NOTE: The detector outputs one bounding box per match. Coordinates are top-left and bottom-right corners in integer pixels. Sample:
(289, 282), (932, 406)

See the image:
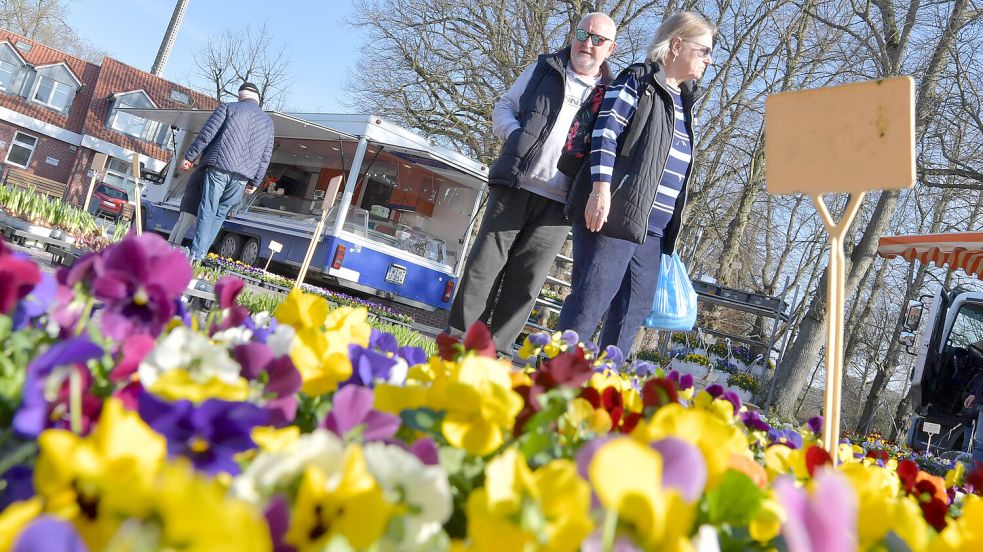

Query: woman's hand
(585, 183), (610, 232)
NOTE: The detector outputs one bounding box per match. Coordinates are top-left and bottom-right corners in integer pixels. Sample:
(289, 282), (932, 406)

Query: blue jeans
(558, 224), (664, 355)
(189, 167), (247, 261)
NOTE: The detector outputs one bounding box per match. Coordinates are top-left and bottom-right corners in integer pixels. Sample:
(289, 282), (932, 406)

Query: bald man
(447, 13), (618, 357)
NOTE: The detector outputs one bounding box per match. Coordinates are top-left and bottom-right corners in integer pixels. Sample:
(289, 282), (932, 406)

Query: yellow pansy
(0, 498), (42, 552)
(275, 289), (371, 396)
(588, 437), (694, 550)
(839, 462), (928, 551)
(560, 397), (612, 438)
(285, 445), (393, 551)
(930, 494), (983, 551)
(251, 425), (301, 453)
(148, 369), (249, 403)
(34, 399), (167, 549)
(634, 403), (748, 488)
(467, 449), (592, 552)
(763, 445), (809, 481)
(153, 461), (271, 552)
(428, 355), (523, 456)
(945, 461), (965, 489)
(749, 495), (785, 542)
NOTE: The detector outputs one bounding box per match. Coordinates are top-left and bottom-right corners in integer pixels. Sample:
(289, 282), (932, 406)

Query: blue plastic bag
(644, 252), (698, 331)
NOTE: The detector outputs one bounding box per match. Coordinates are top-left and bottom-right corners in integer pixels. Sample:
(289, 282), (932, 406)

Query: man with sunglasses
(447, 12), (617, 358)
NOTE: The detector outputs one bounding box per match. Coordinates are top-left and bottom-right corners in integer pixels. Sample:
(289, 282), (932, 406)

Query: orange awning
(877, 232), (983, 278)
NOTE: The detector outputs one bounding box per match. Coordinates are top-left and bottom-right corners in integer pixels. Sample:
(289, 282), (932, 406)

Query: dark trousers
(558, 224), (663, 355)
(448, 186), (570, 356)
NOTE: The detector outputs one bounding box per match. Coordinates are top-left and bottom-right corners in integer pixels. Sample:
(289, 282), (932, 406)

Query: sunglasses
(683, 39), (712, 58)
(575, 28), (613, 46)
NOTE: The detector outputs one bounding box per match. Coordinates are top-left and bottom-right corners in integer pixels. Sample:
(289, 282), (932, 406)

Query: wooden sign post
(765, 76), (915, 457)
(130, 153), (143, 236)
(295, 175), (343, 287)
(82, 152), (109, 212)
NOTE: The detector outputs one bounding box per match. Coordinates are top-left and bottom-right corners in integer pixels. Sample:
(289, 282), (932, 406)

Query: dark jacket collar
(546, 47), (614, 85)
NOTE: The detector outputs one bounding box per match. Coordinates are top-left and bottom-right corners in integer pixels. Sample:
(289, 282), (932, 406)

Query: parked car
(89, 183), (129, 220)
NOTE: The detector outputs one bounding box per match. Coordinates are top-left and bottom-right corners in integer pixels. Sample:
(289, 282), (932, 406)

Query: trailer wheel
(217, 233), (242, 260)
(240, 238), (260, 266)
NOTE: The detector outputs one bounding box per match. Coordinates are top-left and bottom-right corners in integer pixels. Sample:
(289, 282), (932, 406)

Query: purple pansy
(561, 330), (580, 348)
(87, 233), (192, 340)
(0, 465), (34, 511)
(740, 409), (772, 432)
(0, 240), (41, 315)
(604, 345), (624, 367)
(13, 516), (87, 552)
(264, 495), (296, 552)
(322, 384), (400, 442)
(233, 343), (301, 426)
(806, 416), (824, 435)
(12, 271), (56, 329)
(705, 383), (742, 412)
(210, 276), (250, 334)
(633, 361), (657, 378)
(529, 332), (551, 347)
(667, 370), (694, 391)
(650, 437), (707, 502)
(397, 345), (428, 367)
(137, 392), (268, 475)
(409, 437), (440, 465)
(13, 337), (104, 438)
(347, 344), (402, 387)
(776, 470), (857, 552)
(767, 427), (804, 449)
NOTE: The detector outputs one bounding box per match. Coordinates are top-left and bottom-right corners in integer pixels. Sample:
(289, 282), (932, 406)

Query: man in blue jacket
(180, 82), (274, 262)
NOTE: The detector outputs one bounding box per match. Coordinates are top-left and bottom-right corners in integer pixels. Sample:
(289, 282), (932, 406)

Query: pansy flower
(322, 384), (400, 443)
(138, 392), (268, 475)
(88, 233), (192, 340)
(0, 238), (41, 315)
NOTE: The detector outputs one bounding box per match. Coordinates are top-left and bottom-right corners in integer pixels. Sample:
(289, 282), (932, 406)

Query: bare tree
(191, 22), (295, 110)
(0, 0), (105, 62)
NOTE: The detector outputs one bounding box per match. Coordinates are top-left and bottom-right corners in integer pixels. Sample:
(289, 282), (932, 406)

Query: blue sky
(64, 0), (363, 112)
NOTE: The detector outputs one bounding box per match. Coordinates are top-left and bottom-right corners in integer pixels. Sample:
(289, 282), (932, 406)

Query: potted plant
(726, 372), (760, 403)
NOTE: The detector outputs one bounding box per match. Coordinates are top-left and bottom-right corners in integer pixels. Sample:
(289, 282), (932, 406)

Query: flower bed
(202, 253), (415, 325)
(3, 233), (983, 550)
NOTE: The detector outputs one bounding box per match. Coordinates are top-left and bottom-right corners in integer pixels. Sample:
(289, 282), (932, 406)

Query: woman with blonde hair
(559, 12), (716, 354)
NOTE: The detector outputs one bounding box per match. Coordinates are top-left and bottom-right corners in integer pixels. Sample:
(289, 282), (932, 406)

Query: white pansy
(212, 326), (253, 346)
(267, 323), (296, 357)
(231, 429), (345, 503)
(138, 326), (241, 388)
(253, 311), (273, 327)
(363, 442), (453, 550)
(388, 357), (409, 386)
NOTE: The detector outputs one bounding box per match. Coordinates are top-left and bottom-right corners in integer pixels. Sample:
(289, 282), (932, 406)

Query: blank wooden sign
(765, 76), (916, 194)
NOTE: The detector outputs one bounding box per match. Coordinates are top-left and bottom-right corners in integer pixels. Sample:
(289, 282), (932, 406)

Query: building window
(108, 90), (169, 145)
(30, 64), (79, 113)
(0, 43), (26, 93)
(169, 89), (190, 105)
(103, 157), (138, 200)
(5, 132), (37, 168)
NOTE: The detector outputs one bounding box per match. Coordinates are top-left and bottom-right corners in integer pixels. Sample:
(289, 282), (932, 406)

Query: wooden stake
(130, 152), (143, 236)
(295, 176), (342, 287)
(811, 192), (866, 458)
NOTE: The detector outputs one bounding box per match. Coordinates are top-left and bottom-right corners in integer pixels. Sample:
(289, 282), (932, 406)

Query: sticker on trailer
(329, 266), (360, 282)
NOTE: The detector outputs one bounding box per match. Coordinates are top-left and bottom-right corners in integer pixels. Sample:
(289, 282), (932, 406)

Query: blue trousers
(189, 167), (247, 261)
(558, 224), (663, 354)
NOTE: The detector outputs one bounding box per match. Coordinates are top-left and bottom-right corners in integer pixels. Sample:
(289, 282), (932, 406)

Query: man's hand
(966, 394), (976, 409)
(585, 183), (610, 232)
(179, 159), (193, 171)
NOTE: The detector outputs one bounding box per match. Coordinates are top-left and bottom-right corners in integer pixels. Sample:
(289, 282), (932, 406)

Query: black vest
(565, 61), (702, 253)
(487, 48), (571, 188)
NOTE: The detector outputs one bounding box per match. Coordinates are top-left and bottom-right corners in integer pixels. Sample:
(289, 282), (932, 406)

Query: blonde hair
(646, 12), (716, 64)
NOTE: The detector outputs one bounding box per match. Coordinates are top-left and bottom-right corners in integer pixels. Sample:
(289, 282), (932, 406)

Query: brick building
(0, 29), (216, 204)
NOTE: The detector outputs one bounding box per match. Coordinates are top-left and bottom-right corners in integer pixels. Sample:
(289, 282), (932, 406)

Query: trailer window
(948, 303), (983, 350)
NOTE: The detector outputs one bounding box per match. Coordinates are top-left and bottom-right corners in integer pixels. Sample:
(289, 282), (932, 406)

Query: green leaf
(400, 407), (443, 432)
(702, 470), (767, 526)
